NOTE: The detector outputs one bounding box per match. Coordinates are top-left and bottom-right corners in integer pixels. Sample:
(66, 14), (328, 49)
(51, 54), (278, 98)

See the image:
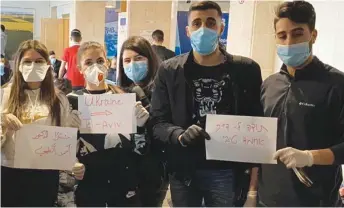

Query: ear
(220, 23), (224, 36)
(186, 26), (191, 38)
(311, 29), (318, 44)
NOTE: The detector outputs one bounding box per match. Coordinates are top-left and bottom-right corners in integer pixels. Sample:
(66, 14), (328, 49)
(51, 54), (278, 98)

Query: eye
(123, 59), (131, 64)
(97, 59), (105, 65)
(85, 60), (93, 66)
(134, 56), (145, 61)
(35, 59), (45, 64)
(22, 60), (32, 65)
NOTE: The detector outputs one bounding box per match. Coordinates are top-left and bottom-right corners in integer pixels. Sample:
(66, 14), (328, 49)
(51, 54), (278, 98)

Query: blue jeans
(170, 169), (235, 207)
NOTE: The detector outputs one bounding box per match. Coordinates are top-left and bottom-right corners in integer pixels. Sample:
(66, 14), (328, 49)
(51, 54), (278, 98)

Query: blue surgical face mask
(50, 58), (56, 65)
(190, 27), (219, 55)
(0, 63), (4, 76)
(124, 61), (148, 83)
(277, 41), (311, 68)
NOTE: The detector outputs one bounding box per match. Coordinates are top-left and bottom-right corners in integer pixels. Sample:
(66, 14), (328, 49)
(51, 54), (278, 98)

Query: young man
(259, 1), (344, 206)
(49, 51), (62, 79)
(59, 29), (84, 91)
(151, 30), (175, 62)
(151, 1), (262, 206)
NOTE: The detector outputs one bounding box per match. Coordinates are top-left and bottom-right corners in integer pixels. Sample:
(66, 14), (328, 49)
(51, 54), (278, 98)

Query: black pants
(75, 182), (140, 207)
(170, 169), (235, 207)
(1, 166), (59, 207)
(138, 153), (169, 207)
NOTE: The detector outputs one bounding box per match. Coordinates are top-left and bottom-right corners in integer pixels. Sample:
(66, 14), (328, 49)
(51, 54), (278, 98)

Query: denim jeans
(170, 169), (235, 207)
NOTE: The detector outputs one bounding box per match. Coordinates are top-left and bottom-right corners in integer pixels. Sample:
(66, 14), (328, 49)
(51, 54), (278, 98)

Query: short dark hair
(1, 25), (5, 32)
(188, 1), (222, 17)
(71, 29), (81, 37)
(152, 30), (164, 42)
(275, 1), (316, 31)
(118, 36), (159, 90)
(49, 51), (55, 56)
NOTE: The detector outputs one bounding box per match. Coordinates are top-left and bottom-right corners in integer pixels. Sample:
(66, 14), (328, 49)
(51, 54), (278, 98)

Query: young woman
(117, 36), (168, 207)
(0, 40), (84, 207)
(67, 41), (149, 207)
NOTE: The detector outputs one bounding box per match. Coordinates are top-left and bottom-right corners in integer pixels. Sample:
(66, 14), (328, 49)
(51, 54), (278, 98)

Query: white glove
(67, 110), (81, 128)
(273, 147), (313, 169)
(244, 191), (257, 207)
(72, 162), (85, 180)
(1, 113), (23, 131)
(135, 101), (149, 127)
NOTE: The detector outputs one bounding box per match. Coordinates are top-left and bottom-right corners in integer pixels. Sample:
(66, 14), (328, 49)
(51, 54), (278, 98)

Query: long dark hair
(118, 36), (159, 90)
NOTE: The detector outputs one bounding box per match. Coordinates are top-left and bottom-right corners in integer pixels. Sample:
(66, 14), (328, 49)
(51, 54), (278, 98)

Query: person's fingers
(135, 101), (142, 107)
(273, 149), (286, 160)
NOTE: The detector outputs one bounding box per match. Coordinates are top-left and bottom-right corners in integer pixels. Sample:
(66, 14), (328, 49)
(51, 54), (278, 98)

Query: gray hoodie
(1, 31), (7, 55)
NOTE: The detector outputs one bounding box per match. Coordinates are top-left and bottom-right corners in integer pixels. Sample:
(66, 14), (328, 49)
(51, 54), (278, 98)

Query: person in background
(0, 40), (85, 207)
(49, 51), (62, 79)
(259, 1), (344, 206)
(107, 57), (117, 82)
(117, 36), (168, 207)
(59, 29), (84, 92)
(151, 1), (262, 206)
(67, 41), (149, 207)
(151, 30), (175, 62)
(1, 25), (7, 57)
(1, 55), (11, 86)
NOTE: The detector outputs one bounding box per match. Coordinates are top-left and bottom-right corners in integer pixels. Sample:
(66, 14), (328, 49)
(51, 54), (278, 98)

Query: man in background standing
(151, 30), (175, 62)
(1, 25), (7, 57)
(59, 29), (84, 91)
(49, 51), (62, 79)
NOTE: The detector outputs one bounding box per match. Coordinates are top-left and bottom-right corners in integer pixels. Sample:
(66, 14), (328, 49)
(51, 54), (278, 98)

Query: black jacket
(152, 45), (175, 62)
(52, 59), (62, 78)
(259, 56), (344, 206)
(151, 50), (263, 176)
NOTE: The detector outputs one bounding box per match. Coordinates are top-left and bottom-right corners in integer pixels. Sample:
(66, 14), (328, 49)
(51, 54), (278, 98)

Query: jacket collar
(181, 48), (234, 69)
(280, 56), (323, 80)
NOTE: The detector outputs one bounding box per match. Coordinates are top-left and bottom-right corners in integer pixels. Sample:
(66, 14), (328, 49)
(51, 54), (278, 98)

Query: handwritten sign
(78, 93), (136, 134)
(14, 124), (77, 170)
(205, 114), (277, 164)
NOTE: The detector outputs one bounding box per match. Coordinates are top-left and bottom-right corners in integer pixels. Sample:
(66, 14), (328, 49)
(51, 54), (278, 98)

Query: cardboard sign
(205, 114), (278, 164)
(14, 124), (77, 170)
(78, 93), (136, 134)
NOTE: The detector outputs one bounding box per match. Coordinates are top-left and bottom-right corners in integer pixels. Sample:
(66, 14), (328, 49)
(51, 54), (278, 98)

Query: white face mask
(84, 63), (107, 86)
(19, 62), (50, 82)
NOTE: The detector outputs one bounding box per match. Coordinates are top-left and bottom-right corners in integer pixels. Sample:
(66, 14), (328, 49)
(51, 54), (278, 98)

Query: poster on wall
(175, 11), (230, 55)
(0, 7), (34, 60)
(116, 12), (128, 82)
(104, 8), (118, 58)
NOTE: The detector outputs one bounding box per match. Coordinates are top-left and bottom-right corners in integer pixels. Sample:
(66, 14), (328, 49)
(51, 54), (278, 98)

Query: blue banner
(175, 11), (230, 55)
(105, 8), (118, 58)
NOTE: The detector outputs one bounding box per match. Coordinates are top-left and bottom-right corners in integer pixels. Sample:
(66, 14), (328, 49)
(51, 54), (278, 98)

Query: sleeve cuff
(170, 128), (185, 145)
(330, 143), (344, 164)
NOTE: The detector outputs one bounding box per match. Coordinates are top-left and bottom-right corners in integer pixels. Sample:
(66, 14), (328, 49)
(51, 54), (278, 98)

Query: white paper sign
(78, 93), (136, 134)
(14, 124), (77, 170)
(205, 114), (277, 164)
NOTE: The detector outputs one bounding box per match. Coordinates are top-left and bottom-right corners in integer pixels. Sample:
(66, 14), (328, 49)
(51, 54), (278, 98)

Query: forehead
(275, 18), (311, 33)
(82, 48), (105, 59)
(123, 49), (140, 58)
(189, 9), (221, 22)
(22, 49), (44, 60)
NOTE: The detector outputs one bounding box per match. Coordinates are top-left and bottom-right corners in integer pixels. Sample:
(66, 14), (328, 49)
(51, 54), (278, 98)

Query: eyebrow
(276, 27), (304, 36)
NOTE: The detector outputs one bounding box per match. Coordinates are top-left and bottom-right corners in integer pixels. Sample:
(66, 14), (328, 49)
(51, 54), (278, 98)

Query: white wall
(1, 1), (51, 40)
(311, 1), (344, 71)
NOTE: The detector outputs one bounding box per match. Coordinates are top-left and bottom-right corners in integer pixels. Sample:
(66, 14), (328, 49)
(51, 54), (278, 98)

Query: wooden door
(40, 19), (69, 58)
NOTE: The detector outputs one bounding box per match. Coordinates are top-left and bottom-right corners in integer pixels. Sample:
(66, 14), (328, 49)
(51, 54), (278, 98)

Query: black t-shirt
(185, 60), (235, 169)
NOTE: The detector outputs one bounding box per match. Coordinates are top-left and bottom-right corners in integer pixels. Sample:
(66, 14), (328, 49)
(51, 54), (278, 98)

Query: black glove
(180, 125), (210, 146)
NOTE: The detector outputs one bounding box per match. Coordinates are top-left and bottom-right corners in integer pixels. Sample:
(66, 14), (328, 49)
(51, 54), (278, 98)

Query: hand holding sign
(1, 113), (23, 131)
(205, 114), (277, 164)
(179, 125), (210, 146)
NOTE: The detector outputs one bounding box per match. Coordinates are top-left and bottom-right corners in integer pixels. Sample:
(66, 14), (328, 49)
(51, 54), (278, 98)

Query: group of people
(1, 0), (344, 207)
